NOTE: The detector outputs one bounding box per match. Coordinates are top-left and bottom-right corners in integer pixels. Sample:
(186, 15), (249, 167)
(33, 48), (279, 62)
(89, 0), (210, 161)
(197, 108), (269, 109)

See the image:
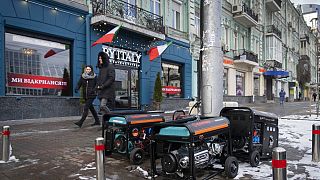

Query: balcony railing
(234, 49), (258, 64)
(242, 3), (258, 22)
(274, 0), (281, 7)
(300, 34), (310, 44)
(92, 0), (164, 34)
(266, 25), (281, 39)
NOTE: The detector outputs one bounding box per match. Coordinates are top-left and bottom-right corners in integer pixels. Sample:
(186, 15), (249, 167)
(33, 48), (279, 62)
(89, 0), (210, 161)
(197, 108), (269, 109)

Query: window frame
(4, 28), (72, 96)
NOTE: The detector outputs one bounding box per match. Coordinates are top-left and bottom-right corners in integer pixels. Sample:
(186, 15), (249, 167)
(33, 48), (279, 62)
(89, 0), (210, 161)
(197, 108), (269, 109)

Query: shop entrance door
(114, 67), (139, 109)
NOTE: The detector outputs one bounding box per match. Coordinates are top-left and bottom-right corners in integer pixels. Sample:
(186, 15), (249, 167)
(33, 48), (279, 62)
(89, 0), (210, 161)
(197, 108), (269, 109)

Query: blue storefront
(0, 0), (192, 120)
(90, 24), (192, 110)
(0, 0), (88, 120)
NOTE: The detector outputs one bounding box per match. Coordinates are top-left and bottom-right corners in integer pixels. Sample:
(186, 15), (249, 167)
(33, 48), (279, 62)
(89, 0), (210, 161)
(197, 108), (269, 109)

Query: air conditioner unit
(222, 44), (230, 52)
(225, 44), (230, 52)
(232, 5), (243, 14)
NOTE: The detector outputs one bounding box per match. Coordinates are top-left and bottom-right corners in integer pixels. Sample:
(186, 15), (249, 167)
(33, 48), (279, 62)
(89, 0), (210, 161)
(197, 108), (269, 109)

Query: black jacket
(96, 63), (115, 99)
(76, 73), (97, 99)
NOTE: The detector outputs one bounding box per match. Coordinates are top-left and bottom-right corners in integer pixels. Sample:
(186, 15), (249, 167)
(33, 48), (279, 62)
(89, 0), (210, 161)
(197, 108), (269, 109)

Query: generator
(150, 116), (239, 179)
(220, 107), (278, 167)
(102, 111), (165, 165)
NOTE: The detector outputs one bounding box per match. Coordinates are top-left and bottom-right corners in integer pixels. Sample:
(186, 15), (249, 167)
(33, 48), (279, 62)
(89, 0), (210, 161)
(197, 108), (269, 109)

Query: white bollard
(312, 124), (320, 162)
(272, 147), (287, 180)
(95, 137), (105, 180)
(2, 126), (10, 162)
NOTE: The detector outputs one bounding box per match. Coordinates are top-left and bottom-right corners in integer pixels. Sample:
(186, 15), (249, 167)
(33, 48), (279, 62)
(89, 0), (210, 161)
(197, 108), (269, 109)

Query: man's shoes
(91, 122), (101, 126)
(74, 121), (83, 128)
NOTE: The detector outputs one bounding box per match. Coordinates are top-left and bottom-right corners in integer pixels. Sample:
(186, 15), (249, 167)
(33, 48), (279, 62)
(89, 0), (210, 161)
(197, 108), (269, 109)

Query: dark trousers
(80, 98), (99, 123)
(100, 98), (115, 114)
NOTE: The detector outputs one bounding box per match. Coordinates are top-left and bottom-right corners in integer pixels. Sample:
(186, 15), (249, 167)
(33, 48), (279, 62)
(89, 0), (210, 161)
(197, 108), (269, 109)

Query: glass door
(114, 67), (139, 109)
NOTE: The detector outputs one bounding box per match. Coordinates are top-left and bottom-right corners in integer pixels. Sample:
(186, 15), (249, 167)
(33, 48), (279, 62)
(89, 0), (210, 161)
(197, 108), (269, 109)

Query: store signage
(7, 73), (68, 89)
(102, 45), (141, 68)
(162, 86), (181, 95)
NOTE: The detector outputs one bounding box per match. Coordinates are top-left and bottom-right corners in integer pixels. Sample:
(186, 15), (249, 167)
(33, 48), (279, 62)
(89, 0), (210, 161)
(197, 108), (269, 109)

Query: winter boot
(74, 121), (83, 128)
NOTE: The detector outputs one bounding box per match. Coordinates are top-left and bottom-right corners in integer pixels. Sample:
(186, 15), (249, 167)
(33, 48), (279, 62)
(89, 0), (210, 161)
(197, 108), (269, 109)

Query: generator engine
(161, 139), (226, 174)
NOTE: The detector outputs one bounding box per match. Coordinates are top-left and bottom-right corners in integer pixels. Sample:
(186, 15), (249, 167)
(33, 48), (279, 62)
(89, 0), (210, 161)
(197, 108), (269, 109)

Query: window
(124, 0), (136, 22)
(223, 69), (228, 95)
(224, 27), (229, 47)
(161, 62), (182, 98)
(234, 31), (238, 50)
(266, 36), (282, 63)
(150, 0), (161, 16)
(172, 1), (182, 30)
(254, 75), (260, 96)
(236, 71), (245, 96)
(239, 35), (244, 50)
(5, 32), (71, 96)
(195, 7), (200, 36)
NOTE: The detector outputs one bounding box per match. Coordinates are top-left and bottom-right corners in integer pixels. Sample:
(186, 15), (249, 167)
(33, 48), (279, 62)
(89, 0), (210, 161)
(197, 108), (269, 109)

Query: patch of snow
(235, 118), (320, 179)
(81, 162), (96, 171)
(0, 155), (19, 163)
(68, 173), (82, 178)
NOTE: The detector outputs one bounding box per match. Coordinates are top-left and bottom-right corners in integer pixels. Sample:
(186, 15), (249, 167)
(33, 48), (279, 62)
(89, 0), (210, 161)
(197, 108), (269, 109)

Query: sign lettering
(102, 45), (141, 68)
(7, 73), (68, 89)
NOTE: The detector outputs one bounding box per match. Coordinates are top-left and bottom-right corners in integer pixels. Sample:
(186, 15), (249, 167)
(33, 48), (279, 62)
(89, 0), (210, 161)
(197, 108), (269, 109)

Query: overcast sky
(291, 0), (320, 5)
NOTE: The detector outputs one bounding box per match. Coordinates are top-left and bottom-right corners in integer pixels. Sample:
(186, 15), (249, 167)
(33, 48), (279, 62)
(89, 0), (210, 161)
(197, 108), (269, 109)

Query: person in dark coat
(96, 51), (115, 114)
(313, 92), (317, 102)
(279, 88), (286, 105)
(74, 65), (100, 128)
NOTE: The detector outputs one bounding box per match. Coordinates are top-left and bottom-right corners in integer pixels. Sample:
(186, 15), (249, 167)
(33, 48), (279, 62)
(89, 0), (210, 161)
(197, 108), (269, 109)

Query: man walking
(313, 92), (317, 102)
(279, 89), (286, 105)
(96, 51), (115, 114)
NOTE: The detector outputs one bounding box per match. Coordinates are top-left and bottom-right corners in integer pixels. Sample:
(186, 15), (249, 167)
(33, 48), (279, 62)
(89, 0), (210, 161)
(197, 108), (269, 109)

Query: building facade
(0, 0), (194, 120)
(90, 0), (193, 111)
(0, 0), (89, 120)
(188, 0), (318, 103)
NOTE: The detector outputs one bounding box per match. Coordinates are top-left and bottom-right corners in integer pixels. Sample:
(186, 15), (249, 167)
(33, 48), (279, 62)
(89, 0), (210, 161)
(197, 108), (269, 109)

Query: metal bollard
(312, 124), (320, 162)
(95, 137), (105, 180)
(2, 126), (10, 162)
(272, 147), (287, 180)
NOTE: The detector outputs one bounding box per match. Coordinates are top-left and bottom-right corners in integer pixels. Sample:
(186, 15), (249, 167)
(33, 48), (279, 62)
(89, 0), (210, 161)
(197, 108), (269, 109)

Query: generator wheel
(161, 153), (178, 173)
(130, 148), (145, 165)
(249, 150), (260, 167)
(225, 156), (239, 178)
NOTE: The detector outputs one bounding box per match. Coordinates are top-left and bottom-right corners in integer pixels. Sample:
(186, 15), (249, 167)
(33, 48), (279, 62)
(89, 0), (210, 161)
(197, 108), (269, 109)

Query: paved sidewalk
(0, 102), (319, 179)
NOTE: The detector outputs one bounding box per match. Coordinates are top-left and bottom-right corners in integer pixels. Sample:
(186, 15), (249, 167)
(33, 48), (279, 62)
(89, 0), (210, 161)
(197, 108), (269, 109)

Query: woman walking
(74, 65), (100, 128)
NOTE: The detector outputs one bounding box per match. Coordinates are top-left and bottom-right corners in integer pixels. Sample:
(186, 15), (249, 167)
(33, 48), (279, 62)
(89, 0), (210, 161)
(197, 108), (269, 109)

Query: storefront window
(223, 68), (228, 95)
(5, 32), (70, 96)
(236, 71), (245, 96)
(161, 62), (182, 98)
(254, 74), (260, 96)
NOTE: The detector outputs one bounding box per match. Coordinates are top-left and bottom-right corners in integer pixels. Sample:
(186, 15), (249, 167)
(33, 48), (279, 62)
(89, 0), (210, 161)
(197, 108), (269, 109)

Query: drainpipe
(86, 13), (92, 65)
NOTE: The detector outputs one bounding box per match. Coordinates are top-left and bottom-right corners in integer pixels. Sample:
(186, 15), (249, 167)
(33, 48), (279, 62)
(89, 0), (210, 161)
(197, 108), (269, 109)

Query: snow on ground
(282, 114), (320, 121)
(0, 144), (19, 163)
(71, 116), (320, 180)
(235, 117), (320, 180)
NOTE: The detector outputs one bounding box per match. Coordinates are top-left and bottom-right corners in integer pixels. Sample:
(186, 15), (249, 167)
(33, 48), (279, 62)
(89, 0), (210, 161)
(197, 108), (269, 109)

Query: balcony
(165, 27), (189, 42)
(300, 34), (310, 44)
(266, 25), (282, 39)
(232, 3), (258, 27)
(91, 0), (165, 40)
(233, 49), (259, 66)
(266, 0), (281, 12)
(265, 60), (282, 70)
